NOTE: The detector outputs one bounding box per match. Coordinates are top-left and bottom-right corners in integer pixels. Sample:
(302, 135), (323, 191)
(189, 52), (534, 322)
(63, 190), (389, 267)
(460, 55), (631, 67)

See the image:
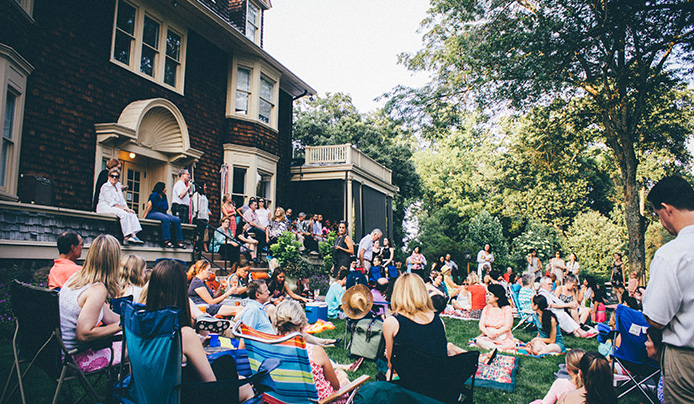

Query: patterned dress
(480, 305), (515, 349)
(306, 344), (347, 404)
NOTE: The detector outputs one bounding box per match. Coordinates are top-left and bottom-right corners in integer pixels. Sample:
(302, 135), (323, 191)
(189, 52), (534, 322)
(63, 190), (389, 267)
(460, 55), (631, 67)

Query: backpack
(346, 318), (384, 360)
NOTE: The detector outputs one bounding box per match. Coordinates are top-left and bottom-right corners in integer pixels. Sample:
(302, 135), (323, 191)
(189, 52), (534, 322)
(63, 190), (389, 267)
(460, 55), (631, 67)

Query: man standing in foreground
(643, 176), (694, 403)
(48, 232), (83, 289)
(358, 228), (382, 274)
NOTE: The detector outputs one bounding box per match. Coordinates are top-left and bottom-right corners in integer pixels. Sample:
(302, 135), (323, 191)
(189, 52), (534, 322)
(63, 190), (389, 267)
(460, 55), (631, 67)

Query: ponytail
(580, 351), (617, 404)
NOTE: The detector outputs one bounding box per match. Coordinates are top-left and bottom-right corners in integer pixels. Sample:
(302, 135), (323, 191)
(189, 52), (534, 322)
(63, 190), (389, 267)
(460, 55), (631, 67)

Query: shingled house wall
(1, 0), (294, 221)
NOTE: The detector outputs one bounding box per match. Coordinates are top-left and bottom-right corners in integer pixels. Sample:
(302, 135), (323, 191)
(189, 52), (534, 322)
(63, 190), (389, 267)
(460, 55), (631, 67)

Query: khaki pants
(662, 344), (694, 403)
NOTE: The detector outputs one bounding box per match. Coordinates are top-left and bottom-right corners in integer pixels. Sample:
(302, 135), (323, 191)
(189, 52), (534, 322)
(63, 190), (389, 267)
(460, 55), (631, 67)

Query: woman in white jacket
(96, 167), (143, 244)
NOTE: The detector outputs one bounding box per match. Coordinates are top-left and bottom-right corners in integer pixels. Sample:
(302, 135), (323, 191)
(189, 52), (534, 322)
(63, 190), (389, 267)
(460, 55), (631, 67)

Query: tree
(509, 220), (566, 272)
(465, 210), (509, 268)
(292, 93), (421, 244)
(400, 0), (694, 274)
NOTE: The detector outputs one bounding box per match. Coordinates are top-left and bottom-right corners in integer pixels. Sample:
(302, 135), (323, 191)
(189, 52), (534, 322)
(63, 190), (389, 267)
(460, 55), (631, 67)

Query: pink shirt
(48, 259), (81, 289)
(530, 378), (575, 404)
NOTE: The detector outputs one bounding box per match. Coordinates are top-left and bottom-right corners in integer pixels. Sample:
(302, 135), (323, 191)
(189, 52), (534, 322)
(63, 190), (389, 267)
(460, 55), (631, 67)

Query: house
(0, 0), (315, 262)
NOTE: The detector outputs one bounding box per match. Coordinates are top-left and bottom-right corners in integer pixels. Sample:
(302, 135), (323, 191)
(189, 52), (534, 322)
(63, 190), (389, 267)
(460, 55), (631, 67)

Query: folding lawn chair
(232, 322), (369, 404)
(611, 304), (660, 403)
(509, 285), (534, 331)
(1, 280), (119, 404)
(389, 342), (479, 404)
(117, 300), (276, 404)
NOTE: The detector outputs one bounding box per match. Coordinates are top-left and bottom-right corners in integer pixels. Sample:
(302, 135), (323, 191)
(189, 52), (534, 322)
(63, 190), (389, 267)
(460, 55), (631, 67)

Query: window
(245, 2), (260, 44)
(228, 57), (279, 129)
(231, 166), (247, 208)
(111, 0), (187, 93)
(0, 44), (32, 200)
(235, 67), (251, 115)
(256, 171), (272, 205)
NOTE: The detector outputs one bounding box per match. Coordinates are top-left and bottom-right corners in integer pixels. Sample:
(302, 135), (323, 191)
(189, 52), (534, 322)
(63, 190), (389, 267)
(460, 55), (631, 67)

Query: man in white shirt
(243, 198), (267, 251)
(538, 277), (592, 338)
(172, 168), (192, 224)
(358, 228), (382, 273)
(643, 176), (694, 403)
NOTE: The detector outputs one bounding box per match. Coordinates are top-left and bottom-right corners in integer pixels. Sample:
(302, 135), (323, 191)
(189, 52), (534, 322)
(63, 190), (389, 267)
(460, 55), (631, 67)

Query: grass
(0, 317), (648, 403)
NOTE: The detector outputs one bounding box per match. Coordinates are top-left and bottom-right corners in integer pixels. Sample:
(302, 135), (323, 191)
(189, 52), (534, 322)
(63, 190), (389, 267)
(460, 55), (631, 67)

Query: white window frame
(110, 0), (187, 94)
(0, 44), (33, 201)
(224, 144), (278, 207)
(230, 165), (248, 208)
(227, 56), (280, 130)
(245, 1), (261, 45)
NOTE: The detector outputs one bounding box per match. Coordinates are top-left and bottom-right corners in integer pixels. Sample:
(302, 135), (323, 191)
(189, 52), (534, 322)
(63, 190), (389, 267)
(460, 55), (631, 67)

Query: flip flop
(347, 357), (364, 372)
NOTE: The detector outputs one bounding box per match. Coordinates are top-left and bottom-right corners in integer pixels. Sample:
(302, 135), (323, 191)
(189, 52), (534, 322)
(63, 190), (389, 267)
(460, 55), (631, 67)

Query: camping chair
(611, 304), (660, 403)
(232, 322), (369, 404)
(1, 280), (118, 404)
(389, 343), (479, 404)
(509, 285), (534, 331)
(117, 300), (276, 404)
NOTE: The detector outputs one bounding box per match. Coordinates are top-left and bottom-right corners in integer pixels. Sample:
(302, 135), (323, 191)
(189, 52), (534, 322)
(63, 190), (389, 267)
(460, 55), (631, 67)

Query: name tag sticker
(628, 324), (642, 336)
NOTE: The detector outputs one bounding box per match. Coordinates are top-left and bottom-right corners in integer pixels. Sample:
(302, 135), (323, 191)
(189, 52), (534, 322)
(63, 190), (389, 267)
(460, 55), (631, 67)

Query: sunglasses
(109, 174), (120, 178)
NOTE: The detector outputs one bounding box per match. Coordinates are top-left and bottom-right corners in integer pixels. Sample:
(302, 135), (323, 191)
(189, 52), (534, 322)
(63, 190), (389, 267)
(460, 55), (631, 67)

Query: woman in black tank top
(332, 221), (354, 277)
(383, 273), (467, 372)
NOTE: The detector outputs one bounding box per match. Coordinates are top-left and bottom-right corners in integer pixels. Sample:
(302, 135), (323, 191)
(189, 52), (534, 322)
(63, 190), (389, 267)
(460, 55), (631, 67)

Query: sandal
(164, 241), (175, 248)
(175, 242), (185, 249)
(195, 314), (231, 334)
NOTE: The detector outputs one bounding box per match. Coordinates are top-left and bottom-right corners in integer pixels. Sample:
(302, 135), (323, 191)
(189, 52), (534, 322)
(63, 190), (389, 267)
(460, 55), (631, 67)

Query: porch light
(129, 152), (136, 159)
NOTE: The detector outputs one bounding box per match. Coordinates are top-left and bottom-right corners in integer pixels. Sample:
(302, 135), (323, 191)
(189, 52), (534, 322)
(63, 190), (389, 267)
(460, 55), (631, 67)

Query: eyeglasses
(109, 174), (119, 178)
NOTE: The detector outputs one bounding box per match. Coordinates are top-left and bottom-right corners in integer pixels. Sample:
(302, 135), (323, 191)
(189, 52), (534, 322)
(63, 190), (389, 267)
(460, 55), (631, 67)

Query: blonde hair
(66, 234), (121, 298)
(118, 254), (146, 296)
(223, 194), (231, 204)
(566, 348), (586, 388)
(187, 260), (210, 281)
(467, 272), (480, 285)
(273, 207), (286, 222)
(273, 300), (308, 335)
(390, 273), (434, 317)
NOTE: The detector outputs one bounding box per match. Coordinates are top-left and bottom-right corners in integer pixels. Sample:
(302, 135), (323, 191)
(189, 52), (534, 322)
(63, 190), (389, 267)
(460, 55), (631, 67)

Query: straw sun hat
(341, 284), (373, 320)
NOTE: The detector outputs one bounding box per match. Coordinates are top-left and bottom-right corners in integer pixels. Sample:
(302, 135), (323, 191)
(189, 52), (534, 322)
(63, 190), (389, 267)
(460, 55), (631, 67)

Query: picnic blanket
(466, 354), (519, 392)
(440, 306), (480, 320)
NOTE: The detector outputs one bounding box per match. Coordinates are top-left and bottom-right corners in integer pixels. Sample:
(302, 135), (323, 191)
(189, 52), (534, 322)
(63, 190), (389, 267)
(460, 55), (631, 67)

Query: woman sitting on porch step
(96, 167), (143, 245)
(141, 181), (185, 249)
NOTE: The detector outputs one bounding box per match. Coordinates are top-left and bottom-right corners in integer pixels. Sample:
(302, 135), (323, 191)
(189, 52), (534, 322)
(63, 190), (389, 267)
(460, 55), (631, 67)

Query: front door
(123, 163), (144, 214)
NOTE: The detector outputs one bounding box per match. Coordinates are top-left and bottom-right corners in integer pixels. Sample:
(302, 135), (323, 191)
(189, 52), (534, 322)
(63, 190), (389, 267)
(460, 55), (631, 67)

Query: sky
(263, 0), (432, 113)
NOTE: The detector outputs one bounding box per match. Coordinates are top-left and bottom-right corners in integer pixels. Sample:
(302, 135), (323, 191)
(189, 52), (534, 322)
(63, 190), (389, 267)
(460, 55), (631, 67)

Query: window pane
(166, 30), (181, 60)
(3, 92), (16, 141)
(245, 23), (256, 42)
(113, 31), (132, 64)
(232, 167), (246, 195)
(247, 3), (258, 25)
(140, 45), (156, 76)
(164, 58), (178, 86)
(235, 92), (249, 114)
(116, 1), (136, 35)
(260, 76), (274, 102)
(143, 16), (160, 48)
(258, 99), (271, 123)
(0, 141), (9, 187)
(237, 68), (250, 91)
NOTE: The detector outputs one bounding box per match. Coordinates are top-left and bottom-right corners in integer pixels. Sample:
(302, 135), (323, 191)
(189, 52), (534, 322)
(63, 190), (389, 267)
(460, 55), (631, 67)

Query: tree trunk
(619, 139), (647, 276)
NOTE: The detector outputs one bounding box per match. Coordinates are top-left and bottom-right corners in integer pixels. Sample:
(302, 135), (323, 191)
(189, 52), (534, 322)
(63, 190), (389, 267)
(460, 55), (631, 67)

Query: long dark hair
(533, 294), (557, 333)
(268, 268), (285, 294)
(488, 284), (509, 307)
(145, 260), (192, 328)
(153, 181), (166, 195)
(580, 351), (618, 404)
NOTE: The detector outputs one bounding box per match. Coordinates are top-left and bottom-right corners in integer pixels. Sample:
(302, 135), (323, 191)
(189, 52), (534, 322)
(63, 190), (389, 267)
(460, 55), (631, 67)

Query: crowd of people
(60, 173), (694, 403)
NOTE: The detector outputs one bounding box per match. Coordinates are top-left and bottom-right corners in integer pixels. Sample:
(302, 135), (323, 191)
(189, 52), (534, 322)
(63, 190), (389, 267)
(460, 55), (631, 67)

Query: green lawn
(0, 317), (647, 403)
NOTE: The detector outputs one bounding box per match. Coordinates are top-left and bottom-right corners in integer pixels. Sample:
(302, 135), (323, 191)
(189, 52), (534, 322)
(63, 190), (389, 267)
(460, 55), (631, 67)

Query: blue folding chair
(510, 285), (534, 331)
(117, 301), (276, 404)
(611, 304), (660, 403)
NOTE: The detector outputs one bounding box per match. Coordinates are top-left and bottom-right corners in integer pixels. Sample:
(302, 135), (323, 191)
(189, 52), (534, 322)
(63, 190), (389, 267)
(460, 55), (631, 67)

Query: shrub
(509, 220), (566, 272)
(565, 211), (627, 282)
(464, 210), (509, 268)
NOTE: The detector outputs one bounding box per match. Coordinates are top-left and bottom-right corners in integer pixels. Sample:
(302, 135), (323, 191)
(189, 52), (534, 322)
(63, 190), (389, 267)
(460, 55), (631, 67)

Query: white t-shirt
(358, 235), (374, 262)
(172, 179), (190, 206)
(256, 208), (270, 228)
(643, 225), (694, 348)
(192, 192), (210, 220)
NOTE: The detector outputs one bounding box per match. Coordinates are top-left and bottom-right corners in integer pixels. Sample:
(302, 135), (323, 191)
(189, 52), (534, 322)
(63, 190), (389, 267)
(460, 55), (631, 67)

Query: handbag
(347, 318), (384, 360)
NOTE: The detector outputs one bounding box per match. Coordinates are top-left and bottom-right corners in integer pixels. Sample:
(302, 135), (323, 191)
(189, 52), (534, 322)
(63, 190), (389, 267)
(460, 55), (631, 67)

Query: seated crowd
(47, 223), (651, 404)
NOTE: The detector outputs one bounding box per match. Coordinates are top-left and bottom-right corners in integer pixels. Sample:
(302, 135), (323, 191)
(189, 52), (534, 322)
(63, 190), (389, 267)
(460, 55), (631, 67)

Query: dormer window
(245, 1), (261, 45)
(228, 56), (279, 129)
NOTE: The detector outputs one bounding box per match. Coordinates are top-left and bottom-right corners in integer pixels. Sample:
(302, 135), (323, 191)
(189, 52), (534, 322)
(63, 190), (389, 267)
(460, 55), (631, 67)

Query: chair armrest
(69, 334), (121, 355)
(318, 374), (370, 404)
(230, 321), (301, 344)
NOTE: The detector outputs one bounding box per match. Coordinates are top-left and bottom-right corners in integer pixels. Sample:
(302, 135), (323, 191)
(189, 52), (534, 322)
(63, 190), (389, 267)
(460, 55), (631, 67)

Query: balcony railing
(304, 144), (392, 183)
